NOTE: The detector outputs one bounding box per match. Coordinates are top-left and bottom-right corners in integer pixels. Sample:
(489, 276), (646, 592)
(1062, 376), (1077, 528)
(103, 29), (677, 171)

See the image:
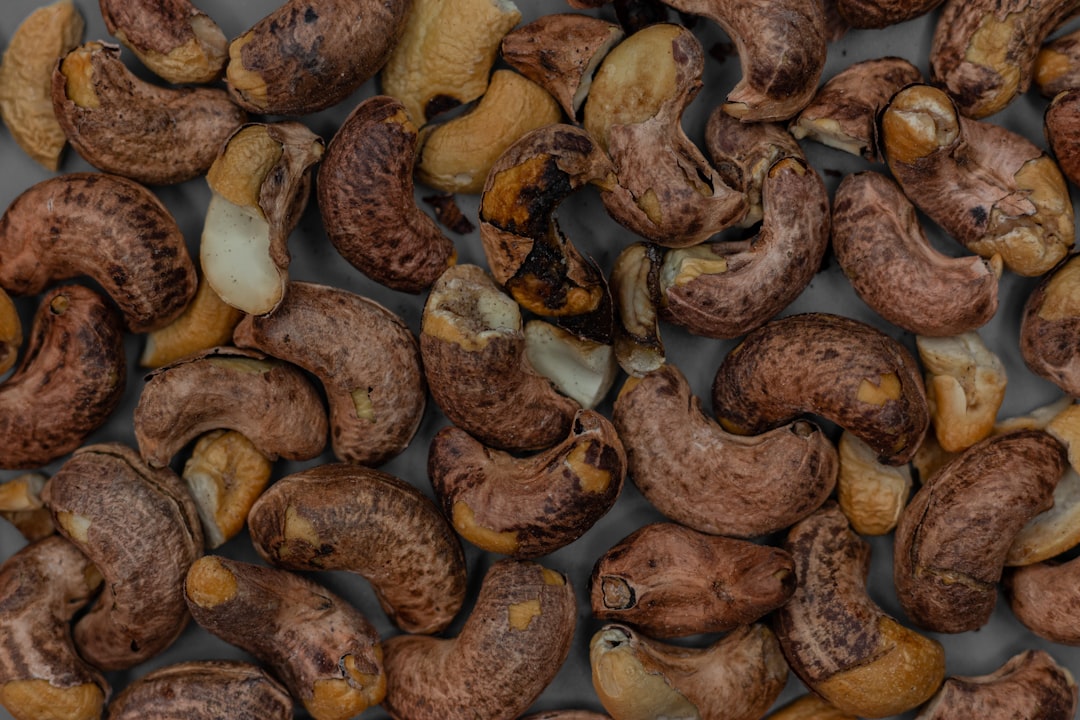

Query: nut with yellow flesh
(0, 288), (21, 375)
(100, 0), (226, 84)
(994, 396), (1075, 436)
(765, 694), (858, 720)
(140, 273), (244, 369)
(837, 430), (912, 536)
(1035, 27), (1080, 98)
(1021, 255), (1080, 396)
(611, 243), (666, 377)
(0, 473), (54, 541)
(183, 430), (272, 549)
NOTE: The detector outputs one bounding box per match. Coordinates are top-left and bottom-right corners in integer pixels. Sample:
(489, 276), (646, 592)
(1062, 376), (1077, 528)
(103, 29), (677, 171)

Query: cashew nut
(1020, 254), (1080, 396)
(1045, 88), (1080, 188)
(836, 430), (912, 536)
(835, 0), (944, 28)
(1035, 27), (1080, 98)
(0, 473), (53, 541)
(1006, 553), (1080, 645)
(611, 242), (666, 377)
(139, 273), (244, 369)
(765, 694), (858, 720)
(524, 320), (618, 409)
(0, 287), (20, 375)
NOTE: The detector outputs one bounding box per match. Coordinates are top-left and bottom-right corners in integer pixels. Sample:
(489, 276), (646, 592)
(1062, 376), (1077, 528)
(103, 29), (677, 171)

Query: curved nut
(1035, 27), (1080, 98)
(139, 273), (244, 369)
(1045, 88), (1080, 188)
(880, 83), (1074, 276)
(615, 363), (837, 537)
(52, 41), (246, 185)
(611, 242), (666, 377)
(1006, 552), (1080, 644)
(524, 320), (618, 409)
(832, 171), (1001, 336)
(99, 0), (227, 84)
(765, 694), (858, 720)
(0, 473), (54, 541)
(589, 522), (794, 637)
(836, 430), (912, 536)
(382, 559), (576, 720)
(0, 286), (125, 470)
(0, 536), (106, 720)
(233, 281), (425, 466)
(0, 287), (21, 375)
(590, 623), (787, 720)
(106, 661), (292, 720)
(712, 312), (929, 465)
(893, 430), (1066, 633)
(420, 264), (579, 452)
(428, 409), (626, 559)
(185, 556), (385, 720)
(247, 462), (467, 635)
(1020, 254), (1080, 396)
(317, 95), (456, 293)
(835, 0), (943, 28)
(226, 0), (409, 115)
(774, 503), (946, 718)
(0, 172), (197, 333)
(43, 442), (204, 670)
(1008, 465), (1080, 566)
(133, 347), (328, 468)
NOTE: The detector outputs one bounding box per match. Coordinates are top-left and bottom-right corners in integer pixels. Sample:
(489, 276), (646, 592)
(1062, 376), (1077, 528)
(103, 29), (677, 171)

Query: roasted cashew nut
(1021, 254), (1080, 397)
(1006, 552), (1080, 645)
(1045, 88), (1080, 188)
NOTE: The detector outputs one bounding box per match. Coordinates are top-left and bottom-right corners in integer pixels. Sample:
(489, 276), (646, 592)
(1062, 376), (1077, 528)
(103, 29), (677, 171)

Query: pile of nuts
(2, 0), (1080, 718)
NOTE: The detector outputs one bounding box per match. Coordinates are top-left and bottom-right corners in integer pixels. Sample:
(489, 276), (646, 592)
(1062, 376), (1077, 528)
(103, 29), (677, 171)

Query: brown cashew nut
(185, 556), (385, 720)
(43, 442), (204, 670)
(589, 522), (795, 638)
(106, 661), (293, 720)
(133, 347), (328, 468)
(233, 281), (426, 466)
(1045, 88), (1080, 188)
(0, 286), (125, 470)
(1006, 553), (1080, 645)
(832, 171), (1002, 337)
(894, 430), (1066, 633)
(318, 95), (456, 293)
(52, 41), (246, 185)
(226, 0), (409, 116)
(712, 312), (929, 466)
(1035, 28), (1080, 98)
(0, 536), (107, 720)
(774, 503), (946, 718)
(590, 622), (788, 720)
(880, 83), (1074, 277)
(1020, 254), (1080, 396)
(0, 473), (54, 541)
(382, 559), (576, 720)
(0, 172), (197, 333)
(834, 0), (944, 28)
(139, 273), (244, 369)
(614, 363), (838, 537)
(428, 409), (626, 559)
(247, 462), (467, 635)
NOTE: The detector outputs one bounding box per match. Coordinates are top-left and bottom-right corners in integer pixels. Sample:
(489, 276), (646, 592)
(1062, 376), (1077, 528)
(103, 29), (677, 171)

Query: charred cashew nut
(1035, 28), (1080, 98)
(380, 0), (521, 123)
(1045, 89), (1080, 188)
(318, 95), (456, 293)
(202, 122), (324, 316)
(420, 264), (580, 452)
(774, 503), (946, 718)
(917, 650), (1078, 719)
(185, 556), (385, 720)
(140, 274), (244, 369)
(234, 281), (426, 466)
(382, 559), (576, 720)
(0, 473), (54, 541)
(583, 24), (747, 247)
(248, 463), (467, 635)
(43, 443), (204, 670)
(930, 0), (1080, 119)
(0, 0), (84, 171)
(0, 286), (125, 470)
(590, 522), (795, 637)
(524, 320), (618, 409)
(53, 42), (246, 185)
(0, 536), (106, 720)
(611, 243), (666, 377)
(428, 409), (626, 559)
(765, 694), (858, 720)
(894, 430), (1066, 633)
(836, 431), (912, 536)
(613, 363), (838, 538)
(227, 0), (409, 115)
(880, 84), (1074, 277)
(106, 661), (293, 720)
(133, 347), (328, 468)
(99, 0), (227, 84)
(1020, 254), (1080, 396)
(183, 430), (273, 549)
(0, 287), (20, 375)
(590, 623), (788, 720)
(1006, 552), (1080, 644)
(415, 70), (563, 195)
(712, 313), (929, 466)
(790, 57), (922, 160)
(500, 13), (625, 119)
(0, 172), (197, 333)
(832, 171), (1002, 336)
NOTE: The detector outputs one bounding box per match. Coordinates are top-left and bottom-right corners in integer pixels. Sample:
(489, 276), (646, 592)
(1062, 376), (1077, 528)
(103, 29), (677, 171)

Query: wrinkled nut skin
(774, 503), (946, 718)
(133, 346), (328, 468)
(0, 536), (107, 720)
(185, 556), (385, 720)
(234, 281), (426, 466)
(589, 522), (795, 637)
(1020, 254), (1080, 397)
(894, 430), (1066, 633)
(615, 363), (837, 537)
(106, 661), (293, 720)
(318, 95), (455, 293)
(1045, 89), (1080, 189)
(52, 42), (247, 185)
(226, 0), (409, 115)
(428, 409), (626, 559)
(0, 286), (125, 470)
(0, 172), (197, 333)
(43, 443), (204, 670)
(1006, 554), (1080, 645)
(382, 559), (576, 720)
(832, 171), (1000, 337)
(713, 313), (929, 466)
(836, 0), (943, 28)
(248, 463), (467, 635)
